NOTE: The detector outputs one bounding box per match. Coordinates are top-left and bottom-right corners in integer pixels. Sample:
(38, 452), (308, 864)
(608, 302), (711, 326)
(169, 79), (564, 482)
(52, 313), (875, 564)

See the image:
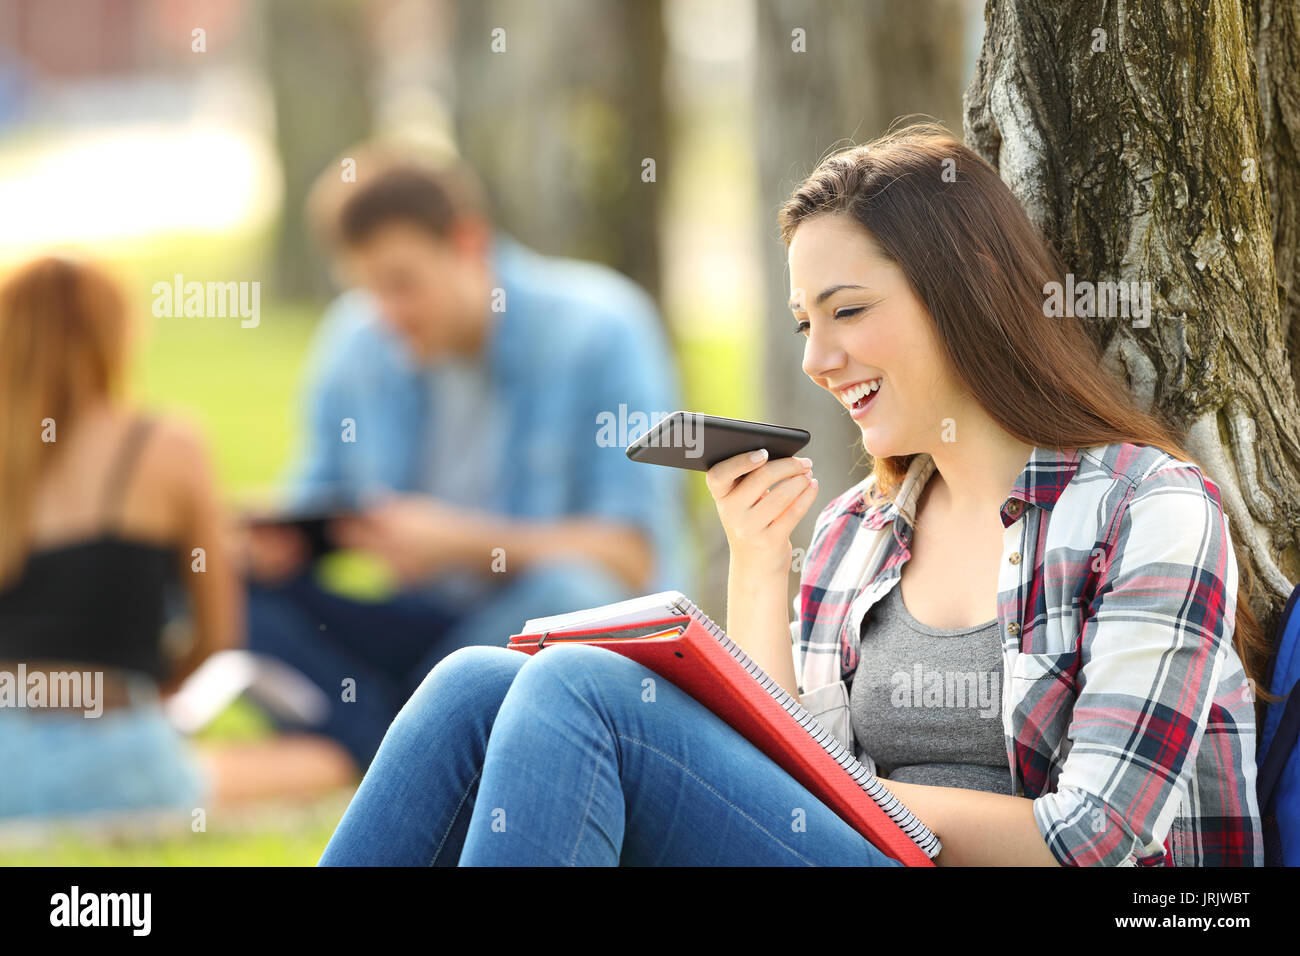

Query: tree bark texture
(965, 0), (1300, 629)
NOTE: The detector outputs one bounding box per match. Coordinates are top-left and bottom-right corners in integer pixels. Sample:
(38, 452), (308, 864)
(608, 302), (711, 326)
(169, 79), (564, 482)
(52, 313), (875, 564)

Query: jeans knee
(361, 647), (521, 775)
(420, 645), (524, 694)
(399, 646), (525, 726)
(510, 643), (636, 709)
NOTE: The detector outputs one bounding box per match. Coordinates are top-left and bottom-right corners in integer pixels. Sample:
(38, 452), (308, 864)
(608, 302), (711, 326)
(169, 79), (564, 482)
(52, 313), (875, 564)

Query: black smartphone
(624, 411), (810, 472)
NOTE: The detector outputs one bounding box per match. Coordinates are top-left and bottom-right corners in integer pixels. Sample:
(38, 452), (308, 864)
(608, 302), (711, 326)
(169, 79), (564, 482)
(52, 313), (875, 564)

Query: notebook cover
(507, 614), (935, 867)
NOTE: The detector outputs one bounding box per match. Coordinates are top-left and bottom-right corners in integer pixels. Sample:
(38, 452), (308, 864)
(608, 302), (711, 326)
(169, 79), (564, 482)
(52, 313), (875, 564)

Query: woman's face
(787, 213), (963, 460)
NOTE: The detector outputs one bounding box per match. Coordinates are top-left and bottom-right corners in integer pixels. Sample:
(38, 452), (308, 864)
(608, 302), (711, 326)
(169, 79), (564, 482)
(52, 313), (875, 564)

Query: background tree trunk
(1245, 0), (1300, 408)
(964, 0), (1300, 634)
(753, 0), (969, 608)
(264, 0), (372, 301)
(450, 0), (667, 301)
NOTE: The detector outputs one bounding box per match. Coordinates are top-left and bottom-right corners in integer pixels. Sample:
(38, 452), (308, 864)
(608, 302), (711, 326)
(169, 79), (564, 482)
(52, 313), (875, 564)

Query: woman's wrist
(728, 551), (794, 586)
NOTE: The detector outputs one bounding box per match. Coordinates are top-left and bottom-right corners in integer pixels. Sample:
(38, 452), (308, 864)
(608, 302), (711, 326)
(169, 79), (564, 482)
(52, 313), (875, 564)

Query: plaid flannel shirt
(790, 442), (1262, 866)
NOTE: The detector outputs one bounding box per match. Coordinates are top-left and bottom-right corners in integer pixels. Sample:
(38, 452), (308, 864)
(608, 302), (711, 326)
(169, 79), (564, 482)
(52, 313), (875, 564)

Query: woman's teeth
(841, 380), (881, 408)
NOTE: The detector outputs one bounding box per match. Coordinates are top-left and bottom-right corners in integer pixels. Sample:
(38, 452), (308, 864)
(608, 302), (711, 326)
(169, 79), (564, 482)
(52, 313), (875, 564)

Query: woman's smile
(849, 381), (882, 419)
(837, 378), (883, 419)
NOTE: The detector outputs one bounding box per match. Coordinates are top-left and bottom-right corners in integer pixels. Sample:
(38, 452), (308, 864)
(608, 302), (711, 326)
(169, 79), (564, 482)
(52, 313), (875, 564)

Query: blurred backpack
(1258, 581), (1300, 866)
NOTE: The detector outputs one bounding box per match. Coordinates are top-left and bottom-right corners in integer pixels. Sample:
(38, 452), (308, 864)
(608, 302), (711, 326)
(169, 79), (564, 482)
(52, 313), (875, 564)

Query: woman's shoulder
(1066, 442), (1233, 556)
(134, 411), (213, 468)
(1073, 441), (1225, 502)
(123, 411), (219, 511)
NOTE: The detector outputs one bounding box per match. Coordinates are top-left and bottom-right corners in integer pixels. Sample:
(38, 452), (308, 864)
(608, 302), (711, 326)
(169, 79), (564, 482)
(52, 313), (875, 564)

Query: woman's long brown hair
(0, 257), (130, 586)
(777, 122), (1274, 707)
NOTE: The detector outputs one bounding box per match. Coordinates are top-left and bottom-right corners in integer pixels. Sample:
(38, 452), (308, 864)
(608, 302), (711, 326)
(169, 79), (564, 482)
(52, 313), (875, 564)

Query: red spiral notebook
(507, 590), (941, 866)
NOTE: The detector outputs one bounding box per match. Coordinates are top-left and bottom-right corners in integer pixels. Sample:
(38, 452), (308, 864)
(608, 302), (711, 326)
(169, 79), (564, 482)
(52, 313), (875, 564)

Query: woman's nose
(801, 326), (846, 381)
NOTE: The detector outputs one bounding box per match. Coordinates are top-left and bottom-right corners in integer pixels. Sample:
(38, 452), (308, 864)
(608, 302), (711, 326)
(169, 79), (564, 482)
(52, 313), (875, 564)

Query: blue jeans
(318, 643), (902, 866)
(248, 559), (631, 768)
(0, 703), (207, 821)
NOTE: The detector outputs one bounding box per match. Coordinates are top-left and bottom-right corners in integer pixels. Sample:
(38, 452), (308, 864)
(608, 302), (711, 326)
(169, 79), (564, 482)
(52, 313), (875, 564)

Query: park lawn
(132, 299), (321, 495)
(0, 790), (352, 866)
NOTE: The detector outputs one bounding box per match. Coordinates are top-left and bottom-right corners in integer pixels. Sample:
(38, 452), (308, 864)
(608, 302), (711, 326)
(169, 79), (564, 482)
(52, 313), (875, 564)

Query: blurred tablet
(244, 508), (355, 560)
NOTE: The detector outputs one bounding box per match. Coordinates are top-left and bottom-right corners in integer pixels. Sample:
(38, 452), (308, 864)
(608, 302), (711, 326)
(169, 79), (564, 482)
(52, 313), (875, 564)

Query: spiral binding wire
(669, 593), (942, 859)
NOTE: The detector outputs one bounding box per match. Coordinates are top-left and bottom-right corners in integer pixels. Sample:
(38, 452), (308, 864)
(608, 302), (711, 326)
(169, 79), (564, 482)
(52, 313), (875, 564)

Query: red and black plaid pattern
(790, 443), (1262, 866)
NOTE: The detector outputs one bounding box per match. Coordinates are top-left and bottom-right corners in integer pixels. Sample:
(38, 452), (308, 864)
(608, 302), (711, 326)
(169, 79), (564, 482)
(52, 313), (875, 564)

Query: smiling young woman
(318, 123), (1266, 867)
(763, 122), (1268, 865)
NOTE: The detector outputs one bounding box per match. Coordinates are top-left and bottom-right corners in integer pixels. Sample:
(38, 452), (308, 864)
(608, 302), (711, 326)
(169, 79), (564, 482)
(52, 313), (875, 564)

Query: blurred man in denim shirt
(244, 149), (689, 768)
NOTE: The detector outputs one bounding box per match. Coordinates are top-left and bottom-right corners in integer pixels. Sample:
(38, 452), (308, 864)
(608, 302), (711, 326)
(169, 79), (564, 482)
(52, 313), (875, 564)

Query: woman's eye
(792, 306), (868, 334)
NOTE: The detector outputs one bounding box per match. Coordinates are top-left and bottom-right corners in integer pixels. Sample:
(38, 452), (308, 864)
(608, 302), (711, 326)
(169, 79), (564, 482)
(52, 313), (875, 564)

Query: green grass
(193, 697), (275, 744)
(132, 298), (320, 495)
(0, 792), (351, 866)
(0, 822), (342, 867)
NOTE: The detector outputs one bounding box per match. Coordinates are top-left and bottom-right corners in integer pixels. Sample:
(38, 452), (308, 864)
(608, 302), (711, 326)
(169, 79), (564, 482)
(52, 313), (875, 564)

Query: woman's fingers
(766, 472), (820, 538)
(704, 447), (770, 497)
(751, 468), (815, 527)
(705, 449), (816, 570)
(705, 449), (811, 507)
(734, 455), (811, 508)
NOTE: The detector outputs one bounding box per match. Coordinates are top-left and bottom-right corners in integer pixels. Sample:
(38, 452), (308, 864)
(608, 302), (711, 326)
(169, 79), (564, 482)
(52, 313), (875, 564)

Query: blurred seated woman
(0, 256), (353, 821)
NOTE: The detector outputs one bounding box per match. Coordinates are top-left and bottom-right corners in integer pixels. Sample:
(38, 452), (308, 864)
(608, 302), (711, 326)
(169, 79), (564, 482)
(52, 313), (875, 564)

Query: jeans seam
(540, 650), (621, 866)
(430, 766), (482, 866)
(568, 750), (605, 866)
(615, 732), (818, 865)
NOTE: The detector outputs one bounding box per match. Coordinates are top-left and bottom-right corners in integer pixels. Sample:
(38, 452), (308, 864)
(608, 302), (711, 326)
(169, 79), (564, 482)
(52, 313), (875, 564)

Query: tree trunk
(264, 0), (373, 302)
(964, 0), (1300, 633)
(450, 0), (667, 301)
(754, 0), (969, 605)
(1245, 0), (1300, 409)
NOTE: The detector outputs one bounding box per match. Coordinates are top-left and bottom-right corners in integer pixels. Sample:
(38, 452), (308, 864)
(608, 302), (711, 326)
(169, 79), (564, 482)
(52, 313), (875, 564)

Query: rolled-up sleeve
(1031, 469), (1238, 866)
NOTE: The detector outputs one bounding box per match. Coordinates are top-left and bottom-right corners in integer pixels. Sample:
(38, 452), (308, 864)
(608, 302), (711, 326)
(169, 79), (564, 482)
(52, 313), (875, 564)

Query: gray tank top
(848, 583), (1012, 794)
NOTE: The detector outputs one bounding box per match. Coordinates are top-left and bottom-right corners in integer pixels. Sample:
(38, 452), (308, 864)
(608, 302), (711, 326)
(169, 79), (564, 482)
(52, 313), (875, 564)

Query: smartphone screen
(624, 411), (810, 472)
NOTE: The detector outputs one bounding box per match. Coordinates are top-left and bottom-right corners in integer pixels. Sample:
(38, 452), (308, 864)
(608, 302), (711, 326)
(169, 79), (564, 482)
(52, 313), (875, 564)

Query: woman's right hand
(705, 449), (817, 577)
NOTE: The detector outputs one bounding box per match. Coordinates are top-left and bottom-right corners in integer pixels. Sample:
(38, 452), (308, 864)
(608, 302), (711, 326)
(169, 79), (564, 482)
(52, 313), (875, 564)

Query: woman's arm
(879, 780), (1059, 866)
(727, 560), (800, 698)
(1021, 473), (1240, 866)
(160, 420), (242, 694)
(706, 450), (818, 699)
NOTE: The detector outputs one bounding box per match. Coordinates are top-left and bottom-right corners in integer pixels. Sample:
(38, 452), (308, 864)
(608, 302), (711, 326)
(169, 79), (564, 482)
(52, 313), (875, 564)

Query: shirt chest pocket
(1009, 650), (1076, 683)
(1008, 651), (1077, 757)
